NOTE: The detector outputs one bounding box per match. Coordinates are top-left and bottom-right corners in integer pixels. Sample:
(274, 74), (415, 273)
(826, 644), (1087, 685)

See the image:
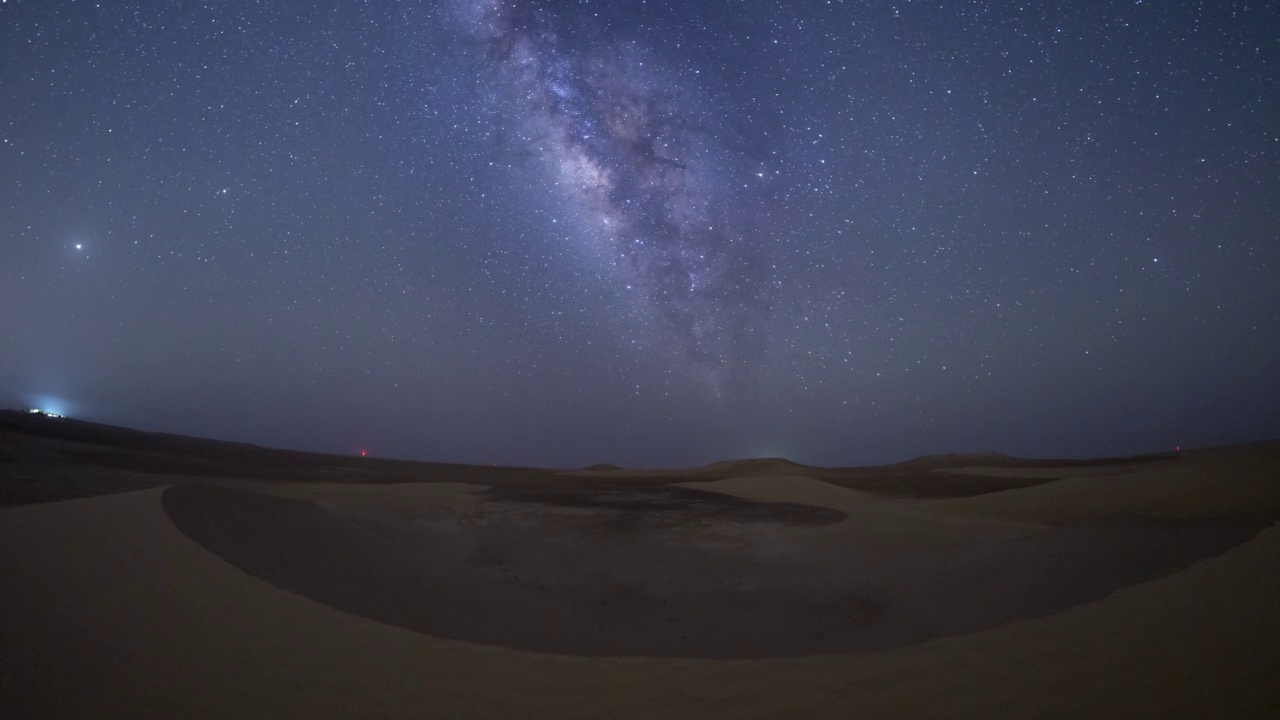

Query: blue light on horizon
(27, 395), (73, 418)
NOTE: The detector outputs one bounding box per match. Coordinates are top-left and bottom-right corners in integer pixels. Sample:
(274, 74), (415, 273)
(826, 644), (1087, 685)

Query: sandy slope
(2, 472), (1278, 718)
(929, 443), (1280, 525)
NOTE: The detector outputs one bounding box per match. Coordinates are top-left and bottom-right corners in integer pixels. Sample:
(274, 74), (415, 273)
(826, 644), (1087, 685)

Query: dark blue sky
(2, 0), (1277, 467)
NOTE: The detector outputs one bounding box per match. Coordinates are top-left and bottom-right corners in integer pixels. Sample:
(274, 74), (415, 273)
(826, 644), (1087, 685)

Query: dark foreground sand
(2, 422), (1280, 718)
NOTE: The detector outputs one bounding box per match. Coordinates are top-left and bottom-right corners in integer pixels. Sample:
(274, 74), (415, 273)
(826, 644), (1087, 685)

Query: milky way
(455, 0), (759, 367)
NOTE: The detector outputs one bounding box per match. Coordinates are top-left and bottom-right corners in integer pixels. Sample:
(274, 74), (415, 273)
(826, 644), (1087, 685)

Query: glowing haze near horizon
(2, 0), (1277, 467)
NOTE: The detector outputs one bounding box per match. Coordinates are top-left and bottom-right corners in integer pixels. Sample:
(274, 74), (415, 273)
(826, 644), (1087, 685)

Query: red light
(360, 450), (367, 457)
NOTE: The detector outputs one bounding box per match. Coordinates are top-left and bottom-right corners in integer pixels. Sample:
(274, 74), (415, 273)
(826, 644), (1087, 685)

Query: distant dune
(883, 450), (1020, 469)
(693, 456), (815, 475)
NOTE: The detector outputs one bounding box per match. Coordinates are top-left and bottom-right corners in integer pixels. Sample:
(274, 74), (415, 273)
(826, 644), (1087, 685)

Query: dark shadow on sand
(162, 483), (1272, 659)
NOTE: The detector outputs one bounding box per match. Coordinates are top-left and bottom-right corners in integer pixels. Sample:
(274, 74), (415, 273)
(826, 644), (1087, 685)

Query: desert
(2, 410), (1278, 718)
(6, 0), (1279, 716)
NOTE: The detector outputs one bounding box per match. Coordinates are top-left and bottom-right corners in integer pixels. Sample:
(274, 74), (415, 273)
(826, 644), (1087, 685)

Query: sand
(2, 433), (1279, 717)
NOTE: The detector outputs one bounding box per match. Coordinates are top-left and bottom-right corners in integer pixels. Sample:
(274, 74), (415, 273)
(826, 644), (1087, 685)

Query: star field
(2, 0), (1277, 466)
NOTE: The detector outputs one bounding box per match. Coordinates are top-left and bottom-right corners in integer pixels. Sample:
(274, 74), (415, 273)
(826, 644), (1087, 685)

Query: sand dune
(933, 442), (1280, 526)
(1, 484), (1277, 718)
(2, 421), (1279, 717)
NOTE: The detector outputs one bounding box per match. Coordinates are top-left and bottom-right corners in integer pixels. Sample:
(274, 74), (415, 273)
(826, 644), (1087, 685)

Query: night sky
(2, 0), (1277, 468)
